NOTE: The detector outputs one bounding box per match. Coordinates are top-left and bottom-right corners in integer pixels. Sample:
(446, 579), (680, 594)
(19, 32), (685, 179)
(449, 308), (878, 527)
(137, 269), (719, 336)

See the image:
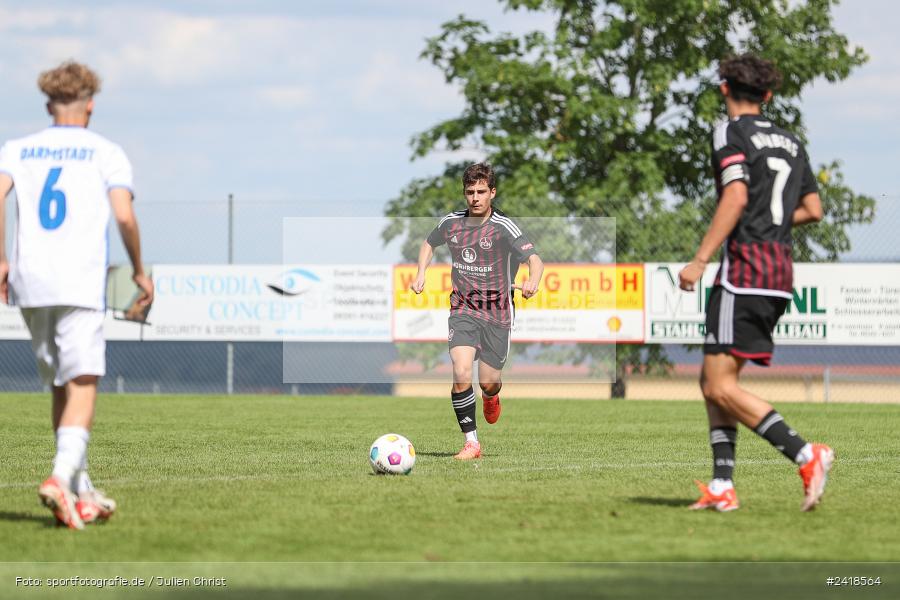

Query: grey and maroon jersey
(427, 207), (536, 327)
(711, 114), (819, 299)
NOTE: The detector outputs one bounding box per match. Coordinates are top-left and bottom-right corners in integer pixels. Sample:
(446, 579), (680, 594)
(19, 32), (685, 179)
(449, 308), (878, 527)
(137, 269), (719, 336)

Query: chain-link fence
(1, 195), (897, 402)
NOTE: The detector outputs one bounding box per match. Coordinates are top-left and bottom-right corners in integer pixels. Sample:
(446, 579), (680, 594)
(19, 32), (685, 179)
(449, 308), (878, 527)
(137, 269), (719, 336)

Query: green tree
(384, 0), (875, 394)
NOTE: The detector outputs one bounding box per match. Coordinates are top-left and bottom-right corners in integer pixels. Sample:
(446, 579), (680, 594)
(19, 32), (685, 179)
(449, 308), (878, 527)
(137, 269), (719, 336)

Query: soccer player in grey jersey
(411, 163), (543, 459)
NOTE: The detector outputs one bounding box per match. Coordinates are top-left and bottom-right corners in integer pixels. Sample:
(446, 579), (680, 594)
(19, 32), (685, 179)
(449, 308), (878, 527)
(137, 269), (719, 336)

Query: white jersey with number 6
(0, 126), (133, 310)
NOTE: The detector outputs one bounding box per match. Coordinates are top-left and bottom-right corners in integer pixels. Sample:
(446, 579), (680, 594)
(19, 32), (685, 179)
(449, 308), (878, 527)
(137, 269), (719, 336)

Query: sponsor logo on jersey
(452, 262), (492, 273)
(479, 236), (493, 250)
(450, 235), (458, 243)
(462, 248), (477, 263)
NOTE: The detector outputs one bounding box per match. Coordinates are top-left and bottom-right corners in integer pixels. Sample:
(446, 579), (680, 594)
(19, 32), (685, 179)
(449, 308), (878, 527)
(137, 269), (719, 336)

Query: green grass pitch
(1, 393), (898, 599)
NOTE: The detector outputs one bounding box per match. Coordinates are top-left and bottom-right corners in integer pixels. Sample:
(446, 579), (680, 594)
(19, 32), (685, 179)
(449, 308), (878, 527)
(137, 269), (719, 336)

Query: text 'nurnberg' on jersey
(711, 115), (819, 300)
(427, 208), (537, 327)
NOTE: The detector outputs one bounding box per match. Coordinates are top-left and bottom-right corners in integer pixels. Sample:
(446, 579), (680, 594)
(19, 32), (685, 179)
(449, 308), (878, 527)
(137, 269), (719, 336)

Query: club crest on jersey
(461, 248), (477, 263)
(479, 236), (493, 250)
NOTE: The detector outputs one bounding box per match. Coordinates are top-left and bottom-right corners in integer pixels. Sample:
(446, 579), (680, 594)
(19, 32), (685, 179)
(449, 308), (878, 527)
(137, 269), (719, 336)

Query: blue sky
(1, 0), (896, 264)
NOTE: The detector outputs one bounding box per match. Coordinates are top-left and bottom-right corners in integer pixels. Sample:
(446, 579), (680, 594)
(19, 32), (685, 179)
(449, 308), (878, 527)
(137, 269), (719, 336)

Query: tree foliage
(384, 0), (874, 387)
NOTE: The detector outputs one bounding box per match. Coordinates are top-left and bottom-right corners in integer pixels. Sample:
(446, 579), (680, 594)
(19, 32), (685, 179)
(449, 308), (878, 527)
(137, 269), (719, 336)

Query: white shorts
(20, 306), (106, 386)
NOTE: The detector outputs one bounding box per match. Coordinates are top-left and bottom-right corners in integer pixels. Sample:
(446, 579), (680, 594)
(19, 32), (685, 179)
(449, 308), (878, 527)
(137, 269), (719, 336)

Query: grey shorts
(448, 313), (510, 370)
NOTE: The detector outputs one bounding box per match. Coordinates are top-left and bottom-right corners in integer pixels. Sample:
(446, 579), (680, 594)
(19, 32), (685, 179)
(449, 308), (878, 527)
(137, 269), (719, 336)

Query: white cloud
(352, 50), (463, 113)
(0, 6), (89, 31)
(256, 85), (315, 110)
(100, 14), (225, 86)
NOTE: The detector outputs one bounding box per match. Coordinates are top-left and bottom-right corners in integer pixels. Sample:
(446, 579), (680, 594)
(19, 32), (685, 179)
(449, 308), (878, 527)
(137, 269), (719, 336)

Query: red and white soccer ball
(369, 433), (416, 475)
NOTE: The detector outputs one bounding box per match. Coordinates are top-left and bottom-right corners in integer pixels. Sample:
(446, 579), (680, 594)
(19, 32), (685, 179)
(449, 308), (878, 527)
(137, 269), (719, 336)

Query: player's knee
(452, 364), (473, 385)
(480, 381), (501, 396)
(701, 380), (733, 406)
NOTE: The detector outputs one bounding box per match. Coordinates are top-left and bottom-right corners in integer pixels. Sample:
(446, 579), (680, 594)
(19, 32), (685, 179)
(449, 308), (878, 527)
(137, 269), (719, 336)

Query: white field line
(485, 455), (889, 474)
(0, 456), (890, 490)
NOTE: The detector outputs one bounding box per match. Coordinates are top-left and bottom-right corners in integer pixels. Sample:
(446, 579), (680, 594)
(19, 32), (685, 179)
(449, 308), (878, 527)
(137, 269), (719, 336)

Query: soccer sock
(75, 455), (94, 495)
(709, 478), (734, 495)
(52, 426), (90, 489)
(754, 410), (807, 464)
(795, 443), (814, 466)
(451, 387), (477, 436)
(710, 427), (737, 481)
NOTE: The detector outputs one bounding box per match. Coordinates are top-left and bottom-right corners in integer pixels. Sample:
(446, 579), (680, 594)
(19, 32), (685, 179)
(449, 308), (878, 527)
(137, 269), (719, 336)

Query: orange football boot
(689, 480), (739, 512)
(38, 477), (84, 530)
(799, 444), (834, 511)
(454, 440), (482, 460)
(483, 394), (502, 424)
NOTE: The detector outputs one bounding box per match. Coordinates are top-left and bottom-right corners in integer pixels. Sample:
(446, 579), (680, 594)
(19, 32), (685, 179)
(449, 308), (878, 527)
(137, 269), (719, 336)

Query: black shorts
(448, 314), (510, 370)
(704, 285), (788, 366)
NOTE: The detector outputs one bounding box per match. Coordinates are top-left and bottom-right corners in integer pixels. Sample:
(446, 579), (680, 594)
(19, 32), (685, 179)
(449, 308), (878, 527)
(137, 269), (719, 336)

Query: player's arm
(0, 173), (13, 304)
(109, 188), (153, 307)
(792, 192), (823, 225)
(679, 182), (748, 291)
(793, 158), (823, 225)
(520, 253), (544, 299)
(411, 240), (433, 294)
(508, 228), (542, 298)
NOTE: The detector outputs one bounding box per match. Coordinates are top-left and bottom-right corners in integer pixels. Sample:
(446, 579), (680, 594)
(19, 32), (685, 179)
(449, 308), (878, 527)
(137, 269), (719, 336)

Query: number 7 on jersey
(766, 157), (791, 226)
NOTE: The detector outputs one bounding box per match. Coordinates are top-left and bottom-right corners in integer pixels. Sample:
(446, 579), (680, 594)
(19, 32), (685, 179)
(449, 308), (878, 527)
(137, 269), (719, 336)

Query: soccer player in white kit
(0, 62), (153, 529)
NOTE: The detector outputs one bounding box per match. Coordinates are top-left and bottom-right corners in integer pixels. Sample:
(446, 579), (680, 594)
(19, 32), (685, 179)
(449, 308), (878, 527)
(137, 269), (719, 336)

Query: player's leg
(61, 307), (118, 521)
(51, 385), (66, 429)
(21, 307), (84, 529)
(700, 353), (771, 425)
(690, 360), (742, 511)
(691, 285), (742, 510)
(478, 361), (502, 424)
(448, 315), (481, 459)
(703, 291), (833, 510)
(46, 307), (109, 526)
(477, 322), (509, 424)
(450, 346), (481, 459)
(41, 375), (95, 529)
(50, 381), (112, 522)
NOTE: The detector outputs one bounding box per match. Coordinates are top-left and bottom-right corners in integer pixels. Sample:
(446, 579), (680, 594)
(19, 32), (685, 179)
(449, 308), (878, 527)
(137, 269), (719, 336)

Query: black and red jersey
(711, 114), (819, 299)
(427, 207), (536, 327)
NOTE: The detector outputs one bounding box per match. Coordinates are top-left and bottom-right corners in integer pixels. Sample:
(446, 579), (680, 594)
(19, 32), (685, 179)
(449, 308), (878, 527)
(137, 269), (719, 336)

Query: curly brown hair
(38, 61), (101, 104)
(718, 54), (782, 103)
(462, 163), (496, 189)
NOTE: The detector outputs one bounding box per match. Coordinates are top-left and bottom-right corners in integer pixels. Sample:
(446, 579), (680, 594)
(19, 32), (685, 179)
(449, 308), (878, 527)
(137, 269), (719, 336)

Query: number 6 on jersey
(39, 167), (66, 230)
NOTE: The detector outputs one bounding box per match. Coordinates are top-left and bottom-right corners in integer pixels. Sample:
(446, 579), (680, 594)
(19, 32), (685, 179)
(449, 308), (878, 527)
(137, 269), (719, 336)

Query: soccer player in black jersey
(679, 55), (833, 512)
(411, 163), (544, 459)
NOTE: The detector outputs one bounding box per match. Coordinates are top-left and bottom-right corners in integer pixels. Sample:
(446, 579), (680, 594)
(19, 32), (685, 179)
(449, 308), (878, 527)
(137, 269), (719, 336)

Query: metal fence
(1, 195), (898, 402)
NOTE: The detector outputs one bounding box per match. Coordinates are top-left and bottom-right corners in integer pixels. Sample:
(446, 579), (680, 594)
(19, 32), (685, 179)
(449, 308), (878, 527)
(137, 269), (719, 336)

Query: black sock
(710, 427), (737, 481)
(754, 410), (807, 462)
(451, 387), (477, 433)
